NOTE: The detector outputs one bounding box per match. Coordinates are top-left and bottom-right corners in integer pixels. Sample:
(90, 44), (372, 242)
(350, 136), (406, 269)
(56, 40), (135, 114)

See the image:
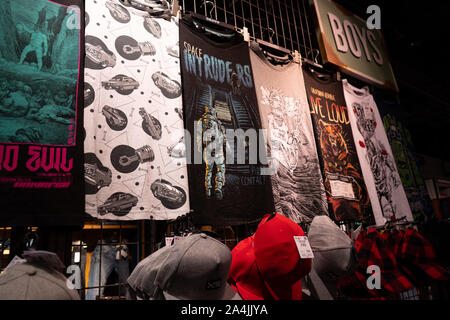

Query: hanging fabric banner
(84, 0), (189, 220)
(302, 68), (374, 223)
(180, 14), (274, 226)
(342, 79), (413, 225)
(0, 0), (84, 226)
(249, 43), (328, 224)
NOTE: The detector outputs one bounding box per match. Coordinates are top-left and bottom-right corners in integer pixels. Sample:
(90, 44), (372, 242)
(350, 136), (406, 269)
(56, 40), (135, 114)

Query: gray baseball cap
(304, 215), (357, 300)
(129, 233), (241, 300)
(128, 242), (173, 299)
(0, 263), (80, 300)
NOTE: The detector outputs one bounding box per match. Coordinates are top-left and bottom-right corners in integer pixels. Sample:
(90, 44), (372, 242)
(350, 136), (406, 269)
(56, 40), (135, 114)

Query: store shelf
(82, 223), (138, 230)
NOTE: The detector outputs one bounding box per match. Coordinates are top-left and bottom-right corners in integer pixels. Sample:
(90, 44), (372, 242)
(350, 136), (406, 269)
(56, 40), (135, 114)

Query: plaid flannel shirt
(400, 228), (448, 281)
(339, 229), (412, 299)
(356, 229), (413, 294)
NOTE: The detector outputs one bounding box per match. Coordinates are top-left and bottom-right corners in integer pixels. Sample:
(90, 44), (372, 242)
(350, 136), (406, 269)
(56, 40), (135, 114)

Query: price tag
(165, 237), (174, 246)
(293, 236), (314, 259)
(329, 179), (355, 199)
(74, 251), (80, 263)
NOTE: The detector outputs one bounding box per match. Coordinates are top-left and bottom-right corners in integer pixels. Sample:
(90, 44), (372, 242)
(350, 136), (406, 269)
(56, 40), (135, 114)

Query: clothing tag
(165, 237), (174, 246)
(121, 248), (128, 259)
(174, 236), (182, 242)
(294, 236), (314, 259)
(74, 251), (80, 263)
(329, 177), (355, 200)
(116, 250), (121, 261)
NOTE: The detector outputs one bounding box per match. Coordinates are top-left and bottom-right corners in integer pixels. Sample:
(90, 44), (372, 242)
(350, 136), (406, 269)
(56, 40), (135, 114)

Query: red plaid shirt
(400, 228), (448, 281)
(357, 230), (413, 293)
(339, 229), (413, 299)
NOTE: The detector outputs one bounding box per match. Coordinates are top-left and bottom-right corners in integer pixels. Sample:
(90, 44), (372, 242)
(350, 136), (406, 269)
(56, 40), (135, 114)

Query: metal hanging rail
(179, 0), (322, 65)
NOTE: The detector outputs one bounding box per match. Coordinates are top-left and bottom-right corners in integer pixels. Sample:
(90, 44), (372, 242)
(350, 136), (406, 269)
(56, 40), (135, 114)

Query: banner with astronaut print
(249, 44), (328, 225)
(342, 79), (413, 225)
(0, 0), (84, 226)
(180, 14), (274, 226)
(84, 0), (189, 220)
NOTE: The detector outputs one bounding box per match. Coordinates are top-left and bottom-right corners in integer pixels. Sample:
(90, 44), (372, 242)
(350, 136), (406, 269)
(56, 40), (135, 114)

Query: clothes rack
(255, 38), (291, 55)
(301, 57), (323, 69)
(188, 11), (239, 33)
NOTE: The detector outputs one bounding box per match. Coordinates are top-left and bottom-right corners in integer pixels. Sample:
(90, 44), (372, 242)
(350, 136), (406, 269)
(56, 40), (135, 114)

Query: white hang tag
(74, 251), (80, 263)
(121, 248), (128, 259)
(116, 250), (121, 260)
(165, 237), (174, 246)
(294, 236), (314, 259)
(329, 179), (355, 200)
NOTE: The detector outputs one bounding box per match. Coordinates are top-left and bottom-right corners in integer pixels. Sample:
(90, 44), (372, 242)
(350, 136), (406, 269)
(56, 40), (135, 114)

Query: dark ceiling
(335, 0), (450, 161)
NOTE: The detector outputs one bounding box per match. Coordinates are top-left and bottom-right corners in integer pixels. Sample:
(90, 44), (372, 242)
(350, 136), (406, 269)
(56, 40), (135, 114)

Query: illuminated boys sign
(311, 0), (398, 92)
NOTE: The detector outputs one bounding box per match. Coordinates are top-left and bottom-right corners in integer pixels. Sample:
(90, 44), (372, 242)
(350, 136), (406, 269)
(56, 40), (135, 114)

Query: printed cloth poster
(342, 79), (413, 225)
(302, 67), (373, 223)
(249, 43), (328, 225)
(0, 0), (84, 226)
(84, 0), (189, 220)
(374, 91), (432, 221)
(180, 14), (274, 226)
